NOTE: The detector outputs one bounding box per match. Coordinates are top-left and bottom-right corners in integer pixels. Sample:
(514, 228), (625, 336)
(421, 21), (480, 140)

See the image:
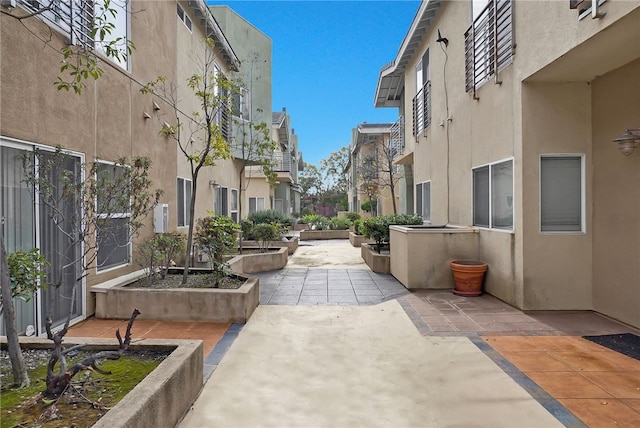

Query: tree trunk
(390, 181), (397, 214)
(182, 177), (198, 285)
(0, 237), (30, 388)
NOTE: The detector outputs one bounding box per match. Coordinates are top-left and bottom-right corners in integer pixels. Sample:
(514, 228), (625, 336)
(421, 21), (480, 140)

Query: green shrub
(344, 212), (361, 222)
(329, 216), (352, 230)
(248, 210), (295, 229)
(5, 248), (49, 304)
(137, 232), (186, 282)
(361, 214), (423, 253)
(240, 219), (254, 240)
(361, 199), (375, 213)
(195, 215), (240, 272)
(353, 219), (363, 235)
(301, 214), (330, 230)
(252, 223), (282, 252)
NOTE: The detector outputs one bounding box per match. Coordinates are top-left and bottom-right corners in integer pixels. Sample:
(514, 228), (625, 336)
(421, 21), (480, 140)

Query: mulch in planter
(582, 333), (640, 360)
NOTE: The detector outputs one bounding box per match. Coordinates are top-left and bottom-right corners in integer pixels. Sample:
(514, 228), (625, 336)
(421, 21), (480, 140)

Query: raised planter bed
(240, 236), (299, 255)
(361, 243), (390, 273)
(349, 231), (373, 248)
(300, 229), (350, 240)
(92, 270), (259, 323)
(1, 336), (202, 428)
(228, 247), (288, 273)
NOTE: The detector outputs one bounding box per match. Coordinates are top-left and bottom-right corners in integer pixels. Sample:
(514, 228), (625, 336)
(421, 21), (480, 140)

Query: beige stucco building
(346, 123), (400, 216)
(0, 0), (265, 335)
(375, 0), (639, 328)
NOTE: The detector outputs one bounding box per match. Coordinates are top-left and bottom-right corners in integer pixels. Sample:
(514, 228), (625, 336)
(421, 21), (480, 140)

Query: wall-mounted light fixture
(209, 180), (220, 188)
(153, 101), (161, 111)
(143, 111), (151, 119)
(612, 128), (639, 156)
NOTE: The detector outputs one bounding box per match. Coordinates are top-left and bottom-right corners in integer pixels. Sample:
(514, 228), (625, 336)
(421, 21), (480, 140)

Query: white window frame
(214, 186), (229, 216)
(176, 3), (192, 32)
(416, 181), (431, 222)
(539, 154), (585, 234)
(95, 160), (131, 272)
(472, 158), (514, 231)
(177, 177), (192, 227)
(249, 197), (265, 214)
(230, 188), (238, 222)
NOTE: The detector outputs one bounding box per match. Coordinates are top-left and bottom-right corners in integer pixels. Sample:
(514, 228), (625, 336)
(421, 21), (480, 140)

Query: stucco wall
(591, 60), (640, 328)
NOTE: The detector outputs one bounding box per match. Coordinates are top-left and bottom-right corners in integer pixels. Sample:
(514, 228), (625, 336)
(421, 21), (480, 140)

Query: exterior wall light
(612, 129), (640, 156)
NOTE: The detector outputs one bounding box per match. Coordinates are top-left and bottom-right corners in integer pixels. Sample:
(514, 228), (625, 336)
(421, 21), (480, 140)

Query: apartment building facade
(375, 0), (639, 328)
(0, 0), (255, 334)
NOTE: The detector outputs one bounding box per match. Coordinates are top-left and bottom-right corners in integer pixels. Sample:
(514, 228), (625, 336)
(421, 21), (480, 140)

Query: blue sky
(208, 0), (420, 166)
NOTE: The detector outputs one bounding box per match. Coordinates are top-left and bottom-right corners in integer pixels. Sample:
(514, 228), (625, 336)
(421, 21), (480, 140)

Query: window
(249, 197), (264, 214)
(215, 186), (228, 216)
(464, 0), (513, 94)
(415, 181), (431, 222)
(413, 50), (431, 136)
(95, 0), (130, 69)
(473, 159), (513, 230)
(176, 3), (192, 31)
(230, 189), (238, 222)
(274, 199), (284, 214)
(232, 88), (251, 120)
(177, 177), (192, 227)
(540, 156), (584, 233)
(96, 162), (131, 271)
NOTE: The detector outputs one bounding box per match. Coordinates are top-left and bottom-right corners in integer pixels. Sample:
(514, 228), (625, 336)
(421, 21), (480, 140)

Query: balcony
(413, 81), (431, 136)
(390, 115), (405, 159)
(464, 0), (513, 96)
(271, 152), (292, 172)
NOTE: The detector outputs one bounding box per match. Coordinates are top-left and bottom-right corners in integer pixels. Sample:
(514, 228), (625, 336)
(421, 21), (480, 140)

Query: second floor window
(465, 0), (514, 94)
(413, 50), (431, 136)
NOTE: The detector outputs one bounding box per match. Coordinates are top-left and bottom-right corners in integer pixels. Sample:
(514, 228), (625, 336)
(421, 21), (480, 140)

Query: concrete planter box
(389, 225), (480, 289)
(240, 236), (299, 255)
(92, 271), (259, 323)
(293, 223), (308, 231)
(349, 231), (373, 248)
(361, 243), (390, 273)
(300, 229), (350, 240)
(228, 247), (288, 273)
(1, 337), (202, 428)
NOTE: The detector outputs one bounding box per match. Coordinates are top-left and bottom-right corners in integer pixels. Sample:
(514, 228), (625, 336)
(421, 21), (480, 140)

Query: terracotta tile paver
(67, 318), (231, 357)
(398, 289), (640, 426)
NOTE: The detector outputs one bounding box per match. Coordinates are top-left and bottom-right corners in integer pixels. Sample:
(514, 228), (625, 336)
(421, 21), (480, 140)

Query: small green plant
(2, 249), (49, 307)
(353, 219), (363, 235)
(301, 214), (330, 230)
(344, 212), (361, 222)
(329, 216), (352, 230)
(252, 223), (282, 252)
(361, 199), (375, 213)
(361, 214), (423, 253)
(240, 219), (255, 240)
(194, 215), (240, 273)
(137, 233), (186, 283)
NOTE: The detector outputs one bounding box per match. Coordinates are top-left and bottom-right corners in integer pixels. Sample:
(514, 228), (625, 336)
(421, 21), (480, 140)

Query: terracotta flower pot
(450, 260), (488, 297)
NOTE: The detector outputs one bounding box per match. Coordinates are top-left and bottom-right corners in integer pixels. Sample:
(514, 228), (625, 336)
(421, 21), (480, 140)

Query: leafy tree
(194, 215), (239, 275)
(357, 153), (380, 215)
(320, 146), (350, 195)
(299, 162), (323, 198)
(375, 135), (403, 214)
(141, 38), (235, 285)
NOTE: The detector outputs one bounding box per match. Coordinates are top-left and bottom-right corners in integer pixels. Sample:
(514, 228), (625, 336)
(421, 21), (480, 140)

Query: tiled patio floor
(399, 289), (640, 426)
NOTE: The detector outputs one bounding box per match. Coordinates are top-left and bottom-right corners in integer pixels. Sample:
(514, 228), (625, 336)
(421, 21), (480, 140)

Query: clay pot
(450, 260), (488, 297)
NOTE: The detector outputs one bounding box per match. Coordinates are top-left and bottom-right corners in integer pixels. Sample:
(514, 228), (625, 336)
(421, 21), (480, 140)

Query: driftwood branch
(43, 308), (141, 399)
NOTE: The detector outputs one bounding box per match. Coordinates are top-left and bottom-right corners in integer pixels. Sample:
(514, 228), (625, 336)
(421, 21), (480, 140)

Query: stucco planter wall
(361, 243), (390, 273)
(228, 247), (288, 273)
(92, 272), (259, 323)
(349, 231), (373, 247)
(389, 225), (480, 289)
(1, 337), (202, 428)
(240, 236), (299, 255)
(300, 230), (350, 240)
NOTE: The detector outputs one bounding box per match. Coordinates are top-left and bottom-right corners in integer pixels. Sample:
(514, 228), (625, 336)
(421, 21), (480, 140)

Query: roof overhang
(374, 0), (445, 108)
(189, 0), (240, 71)
(355, 123), (392, 148)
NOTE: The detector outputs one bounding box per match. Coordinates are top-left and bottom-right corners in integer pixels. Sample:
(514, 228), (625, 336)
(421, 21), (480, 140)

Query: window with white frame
(94, 0), (130, 69)
(540, 155), (584, 233)
(249, 197), (265, 214)
(415, 181), (431, 222)
(230, 189), (238, 222)
(96, 162), (131, 271)
(232, 87), (251, 121)
(215, 186), (229, 216)
(176, 3), (192, 32)
(473, 159), (513, 230)
(177, 177), (192, 227)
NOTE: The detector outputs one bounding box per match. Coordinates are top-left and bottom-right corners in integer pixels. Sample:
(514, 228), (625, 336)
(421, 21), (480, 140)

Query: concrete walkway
(180, 301), (563, 427)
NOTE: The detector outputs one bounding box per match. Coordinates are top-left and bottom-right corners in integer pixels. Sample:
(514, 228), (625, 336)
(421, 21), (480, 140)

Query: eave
(374, 0), (445, 108)
(187, 0), (240, 71)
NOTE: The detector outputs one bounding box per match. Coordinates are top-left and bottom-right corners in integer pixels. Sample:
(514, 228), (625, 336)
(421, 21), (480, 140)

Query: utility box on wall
(154, 204), (169, 233)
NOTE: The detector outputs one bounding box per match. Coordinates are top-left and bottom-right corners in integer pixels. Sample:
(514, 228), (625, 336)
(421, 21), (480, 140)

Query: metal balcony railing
(390, 115), (405, 158)
(413, 82), (431, 136)
(271, 152), (292, 172)
(20, 0), (94, 49)
(464, 0), (513, 97)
